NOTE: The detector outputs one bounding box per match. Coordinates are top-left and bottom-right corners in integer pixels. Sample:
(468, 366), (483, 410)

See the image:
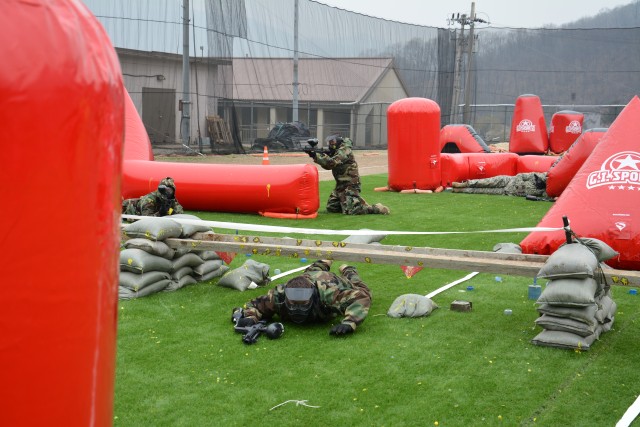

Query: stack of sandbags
(119, 216), (228, 299)
(531, 239), (619, 351)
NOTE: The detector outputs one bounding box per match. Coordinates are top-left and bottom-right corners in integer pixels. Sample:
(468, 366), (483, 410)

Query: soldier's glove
(306, 149), (316, 159)
(329, 323), (354, 336)
(236, 317), (256, 327)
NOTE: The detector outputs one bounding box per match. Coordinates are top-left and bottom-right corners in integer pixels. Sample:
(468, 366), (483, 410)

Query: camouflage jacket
(314, 138), (361, 188)
(456, 172), (548, 197)
(243, 261), (372, 331)
(124, 191), (184, 216)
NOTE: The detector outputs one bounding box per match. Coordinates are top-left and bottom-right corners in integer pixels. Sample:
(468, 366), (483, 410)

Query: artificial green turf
(114, 174), (640, 426)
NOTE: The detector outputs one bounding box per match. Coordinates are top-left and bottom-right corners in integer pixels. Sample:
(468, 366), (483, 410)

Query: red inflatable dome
(521, 97), (640, 270)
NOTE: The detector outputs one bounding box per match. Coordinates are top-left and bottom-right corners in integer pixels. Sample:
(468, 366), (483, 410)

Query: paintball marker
(231, 307), (285, 345)
(303, 138), (330, 158)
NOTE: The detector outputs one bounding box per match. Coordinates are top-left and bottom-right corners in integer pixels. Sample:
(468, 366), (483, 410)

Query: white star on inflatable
(613, 154), (640, 170)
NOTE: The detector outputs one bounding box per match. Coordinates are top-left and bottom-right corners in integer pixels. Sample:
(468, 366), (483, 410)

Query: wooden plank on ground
(154, 232), (640, 287)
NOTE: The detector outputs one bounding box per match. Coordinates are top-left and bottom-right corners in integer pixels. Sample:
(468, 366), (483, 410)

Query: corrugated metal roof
(232, 57), (396, 102)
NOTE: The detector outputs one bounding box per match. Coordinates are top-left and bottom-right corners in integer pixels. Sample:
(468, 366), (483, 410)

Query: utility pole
(448, 2), (486, 125)
(292, 0), (299, 123)
(449, 13), (466, 123)
(462, 2), (476, 125)
(181, 0), (191, 146)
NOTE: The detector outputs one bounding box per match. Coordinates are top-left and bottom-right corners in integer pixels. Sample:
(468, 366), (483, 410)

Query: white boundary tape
(122, 215), (562, 236)
(426, 272), (479, 299)
(616, 395), (640, 427)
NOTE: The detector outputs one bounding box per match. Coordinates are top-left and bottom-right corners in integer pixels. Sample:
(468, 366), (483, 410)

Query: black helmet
(325, 134), (343, 147)
(283, 276), (318, 324)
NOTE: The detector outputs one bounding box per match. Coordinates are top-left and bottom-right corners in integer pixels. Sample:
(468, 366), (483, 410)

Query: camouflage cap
(159, 177), (176, 190)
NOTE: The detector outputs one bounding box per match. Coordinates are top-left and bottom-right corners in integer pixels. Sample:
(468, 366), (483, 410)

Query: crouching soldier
(236, 260), (372, 336)
(122, 176), (184, 217)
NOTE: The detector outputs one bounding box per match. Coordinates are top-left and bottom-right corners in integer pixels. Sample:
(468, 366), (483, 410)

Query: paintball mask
(158, 177), (176, 199)
(283, 276), (318, 324)
(324, 134), (343, 151)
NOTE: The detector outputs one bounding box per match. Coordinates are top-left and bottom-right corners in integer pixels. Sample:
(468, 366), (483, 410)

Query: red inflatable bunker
(123, 160), (319, 216)
(440, 124), (491, 153)
(509, 94), (549, 154)
(121, 92), (319, 217)
(2, 1), (123, 425)
(440, 153), (518, 186)
(387, 98), (441, 191)
(549, 110), (584, 154)
(521, 96), (640, 270)
(546, 128), (607, 198)
(516, 155), (559, 174)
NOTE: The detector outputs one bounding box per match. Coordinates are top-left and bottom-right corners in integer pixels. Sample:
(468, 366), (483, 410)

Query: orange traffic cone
(262, 146), (270, 165)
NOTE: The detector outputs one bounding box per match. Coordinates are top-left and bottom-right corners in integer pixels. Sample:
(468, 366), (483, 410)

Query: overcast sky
(317, 0), (637, 28)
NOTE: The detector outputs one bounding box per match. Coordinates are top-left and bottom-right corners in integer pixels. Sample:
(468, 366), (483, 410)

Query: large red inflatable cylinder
(549, 110), (584, 154)
(546, 128), (607, 197)
(509, 94), (549, 154)
(123, 160), (319, 215)
(387, 98), (441, 191)
(1, 1), (123, 425)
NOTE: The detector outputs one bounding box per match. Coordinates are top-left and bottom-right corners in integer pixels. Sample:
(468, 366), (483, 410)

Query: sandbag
(536, 303), (598, 326)
(119, 271), (171, 292)
(122, 217), (182, 241)
(172, 253), (204, 271)
(164, 275), (198, 292)
(536, 277), (599, 307)
(120, 248), (173, 274)
(118, 279), (172, 300)
(170, 213), (212, 237)
(387, 294), (438, 318)
(537, 243), (599, 280)
(171, 266), (194, 280)
(493, 243), (522, 254)
(196, 251), (223, 261)
(123, 238), (175, 259)
(193, 260), (224, 276)
(218, 259), (270, 291)
(534, 314), (597, 337)
(342, 230), (387, 244)
(198, 265), (230, 282)
(531, 328), (600, 351)
(564, 238), (618, 262)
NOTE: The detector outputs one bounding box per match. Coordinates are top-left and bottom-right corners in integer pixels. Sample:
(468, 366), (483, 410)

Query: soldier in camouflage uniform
(237, 260), (372, 336)
(452, 172), (548, 198)
(122, 177), (185, 217)
(308, 134), (390, 215)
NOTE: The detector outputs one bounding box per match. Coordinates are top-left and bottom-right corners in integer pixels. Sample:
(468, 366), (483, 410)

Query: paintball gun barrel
(303, 138), (330, 156)
(231, 307), (284, 345)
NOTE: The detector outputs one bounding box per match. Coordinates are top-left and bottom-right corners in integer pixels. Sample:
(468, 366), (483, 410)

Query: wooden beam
(148, 232), (640, 287)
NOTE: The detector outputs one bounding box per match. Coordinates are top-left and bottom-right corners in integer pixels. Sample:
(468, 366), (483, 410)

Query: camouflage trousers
(339, 266), (372, 301)
(452, 173), (547, 197)
(326, 185), (382, 215)
(122, 198), (140, 215)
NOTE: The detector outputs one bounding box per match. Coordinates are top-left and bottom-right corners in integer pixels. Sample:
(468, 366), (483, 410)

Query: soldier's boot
(339, 264), (357, 277)
(372, 203), (390, 215)
(452, 181), (468, 188)
(319, 259), (333, 269)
